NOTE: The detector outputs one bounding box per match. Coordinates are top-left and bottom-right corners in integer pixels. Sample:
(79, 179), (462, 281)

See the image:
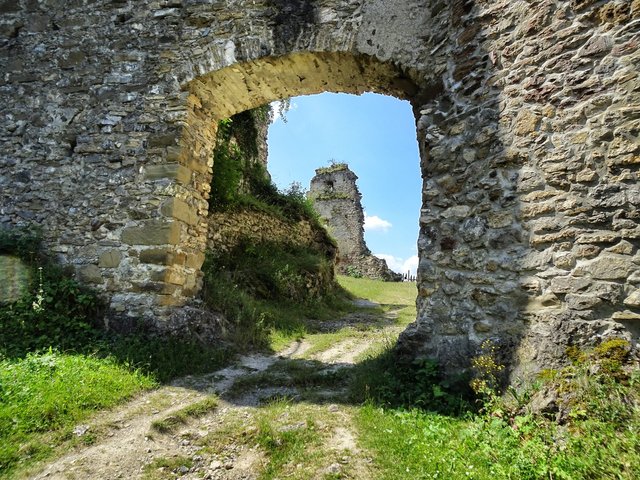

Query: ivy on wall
(208, 105), (322, 227)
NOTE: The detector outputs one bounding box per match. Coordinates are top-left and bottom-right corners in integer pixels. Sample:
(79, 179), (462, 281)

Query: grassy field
(0, 351), (155, 477)
(339, 278), (640, 480)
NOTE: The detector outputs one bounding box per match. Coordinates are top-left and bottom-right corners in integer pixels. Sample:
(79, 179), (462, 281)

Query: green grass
(356, 398), (640, 480)
(150, 396), (218, 434)
(142, 455), (194, 480)
(255, 399), (325, 480)
(202, 240), (354, 351)
(337, 276), (417, 307)
(351, 337), (640, 480)
(0, 350), (155, 478)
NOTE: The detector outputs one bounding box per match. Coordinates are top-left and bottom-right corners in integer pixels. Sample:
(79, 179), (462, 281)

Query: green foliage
(102, 335), (231, 383)
(0, 227), (102, 357)
(355, 338), (640, 480)
(209, 108), (324, 232)
(0, 226), (42, 263)
(315, 162), (349, 175)
(0, 350), (154, 477)
(202, 239), (350, 349)
(345, 265), (363, 278)
(350, 344), (471, 414)
(0, 267), (101, 357)
(209, 118), (245, 209)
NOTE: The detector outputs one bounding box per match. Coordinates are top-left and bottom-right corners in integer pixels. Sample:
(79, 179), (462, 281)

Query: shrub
(0, 228), (102, 358)
(201, 239), (348, 349)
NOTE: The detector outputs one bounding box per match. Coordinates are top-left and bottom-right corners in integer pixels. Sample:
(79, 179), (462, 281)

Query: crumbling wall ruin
(0, 0), (638, 376)
(309, 164), (400, 281)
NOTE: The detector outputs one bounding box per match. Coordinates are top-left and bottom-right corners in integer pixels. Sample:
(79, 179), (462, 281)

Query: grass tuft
(151, 397), (218, 434)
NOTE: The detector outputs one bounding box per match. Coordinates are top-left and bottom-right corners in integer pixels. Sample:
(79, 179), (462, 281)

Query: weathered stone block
(157, 294), (184, 307)
(576, 231), (621, 244)
(131, 281), (179, 295)
(605, 240), (634, 255)
(98, 249), (122, 268)
(139, 248), (173, 265)
(566, 293), (601, 311)
(164, 268), (187, 286)
(0, 255), (30, 303)
(160, 198), (199, 226)
(623, 290), (640, 307)
(77, 264), (103, 284)
(513, 110), (540, 135)
(144, 164), (192, 184)
(575, 255), (633, 280)
(612, 310), (640, 320)
(588, 282), (623, 303)
(549, 276), (592, 294)
(185, 252), (206, 269)
(121, 221), (181, 246)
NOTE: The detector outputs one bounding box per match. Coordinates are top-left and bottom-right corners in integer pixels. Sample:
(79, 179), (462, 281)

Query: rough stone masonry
(0, 0), (638, 377)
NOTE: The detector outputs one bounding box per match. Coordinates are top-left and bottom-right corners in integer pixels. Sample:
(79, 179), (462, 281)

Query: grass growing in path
(0, 350), (155, 478)
(150, 396), (218, 434)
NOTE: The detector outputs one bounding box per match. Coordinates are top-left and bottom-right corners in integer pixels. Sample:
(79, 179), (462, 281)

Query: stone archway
(169, 49), (427, 304)
(1, 0), (638, 376)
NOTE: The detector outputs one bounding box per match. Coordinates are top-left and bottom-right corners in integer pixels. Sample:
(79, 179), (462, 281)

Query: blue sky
(266, 92), (421, 275)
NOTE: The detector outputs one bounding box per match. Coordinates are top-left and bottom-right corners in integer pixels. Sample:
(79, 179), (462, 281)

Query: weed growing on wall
(0, 227), (102, 357)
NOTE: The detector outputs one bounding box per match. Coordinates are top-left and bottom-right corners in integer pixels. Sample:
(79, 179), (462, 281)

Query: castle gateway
(1, 0), (639, 376)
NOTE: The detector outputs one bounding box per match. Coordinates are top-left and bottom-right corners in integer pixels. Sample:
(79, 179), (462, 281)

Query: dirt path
(28, 302), (401, 480)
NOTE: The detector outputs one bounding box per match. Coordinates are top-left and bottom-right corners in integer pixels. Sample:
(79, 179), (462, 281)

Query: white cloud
(374, 253), (419, 276)
(364, 212), (392, 232)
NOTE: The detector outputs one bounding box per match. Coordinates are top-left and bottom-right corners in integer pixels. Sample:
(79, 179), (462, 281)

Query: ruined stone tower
(309, 164), (400, 281)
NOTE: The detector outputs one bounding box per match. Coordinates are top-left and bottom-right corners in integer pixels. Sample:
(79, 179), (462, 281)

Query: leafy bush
(0, 228), (102, 357)
(208, 108), (325, 231)
(201, 239), (349, 349)
(350, 344), (472, 414)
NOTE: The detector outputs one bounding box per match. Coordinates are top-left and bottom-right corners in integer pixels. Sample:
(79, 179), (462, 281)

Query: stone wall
(399, 0), (640, 377)
(309, 164), (400, 281)
(0, 0), (638, 376)
(208, 210), (336, 261)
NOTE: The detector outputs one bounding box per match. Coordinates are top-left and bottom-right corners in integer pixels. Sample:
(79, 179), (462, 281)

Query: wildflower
(32, 266), (45, 313)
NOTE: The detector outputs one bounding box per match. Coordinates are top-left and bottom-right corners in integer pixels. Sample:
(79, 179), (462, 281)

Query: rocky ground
(27, 302), (404, 480)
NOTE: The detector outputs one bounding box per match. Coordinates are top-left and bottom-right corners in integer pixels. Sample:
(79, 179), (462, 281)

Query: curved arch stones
(1, 0), (638, 376)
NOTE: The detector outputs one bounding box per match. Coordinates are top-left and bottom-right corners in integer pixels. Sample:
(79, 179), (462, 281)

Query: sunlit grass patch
(0, 350), (155, 478)
(337, 275), (416, 307)
(254, 399), (358, 480)
(142, 455), (194, 480)
(150, 396), (218, 434)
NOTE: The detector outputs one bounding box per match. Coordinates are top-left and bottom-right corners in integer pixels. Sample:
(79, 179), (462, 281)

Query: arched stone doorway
(168, 49), (427, 307)
(0, 0), (638, 376)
